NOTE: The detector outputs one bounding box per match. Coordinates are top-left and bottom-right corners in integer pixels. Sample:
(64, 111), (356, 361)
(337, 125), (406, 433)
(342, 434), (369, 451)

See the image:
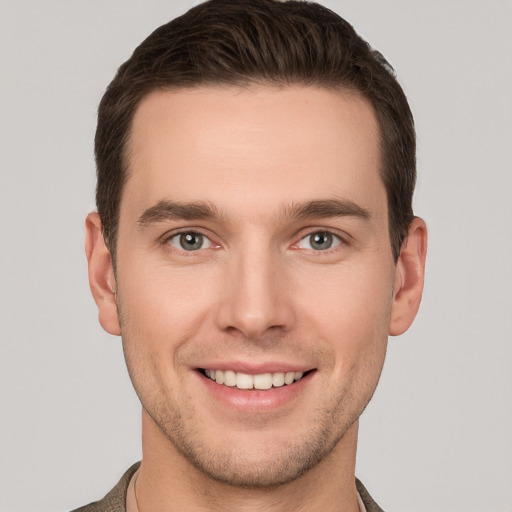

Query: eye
(167, 231), (213, 251)
(297, 231), (342, 251)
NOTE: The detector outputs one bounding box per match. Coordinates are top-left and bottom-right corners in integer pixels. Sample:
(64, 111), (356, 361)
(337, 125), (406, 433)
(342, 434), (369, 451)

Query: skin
(86, 85), (427, 512)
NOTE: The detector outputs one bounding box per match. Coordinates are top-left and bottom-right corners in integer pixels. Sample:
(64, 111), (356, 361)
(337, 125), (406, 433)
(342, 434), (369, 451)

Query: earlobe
(85, 212), (121, 336)
(389, 217), (428, 336)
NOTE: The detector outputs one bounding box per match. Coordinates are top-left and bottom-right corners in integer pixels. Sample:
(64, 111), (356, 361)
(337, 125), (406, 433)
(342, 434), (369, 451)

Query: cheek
(117, 262), (219, 344)
(301, 259), (393, 324)
(297, 262), (393, 373)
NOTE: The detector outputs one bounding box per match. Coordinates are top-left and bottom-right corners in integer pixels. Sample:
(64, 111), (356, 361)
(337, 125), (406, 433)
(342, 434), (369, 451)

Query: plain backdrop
(1, 1), (511, 511)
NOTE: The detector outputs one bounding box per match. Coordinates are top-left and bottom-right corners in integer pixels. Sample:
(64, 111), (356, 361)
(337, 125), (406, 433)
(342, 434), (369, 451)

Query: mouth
(199, 368), (313, 390)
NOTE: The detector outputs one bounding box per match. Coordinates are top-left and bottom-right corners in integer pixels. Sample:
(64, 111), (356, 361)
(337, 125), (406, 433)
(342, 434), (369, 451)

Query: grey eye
(298, 231), (341, 251)
(310, 232), (333, 250)
(169, 232), (211, 251)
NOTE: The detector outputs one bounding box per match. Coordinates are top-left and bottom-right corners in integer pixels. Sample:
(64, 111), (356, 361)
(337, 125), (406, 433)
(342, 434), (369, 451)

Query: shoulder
(70, 462), (141, 512)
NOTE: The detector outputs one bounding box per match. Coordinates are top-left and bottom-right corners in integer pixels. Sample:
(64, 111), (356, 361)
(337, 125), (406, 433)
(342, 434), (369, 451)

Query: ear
(85, 212), (121, 336)
(389, 217), (428, 336)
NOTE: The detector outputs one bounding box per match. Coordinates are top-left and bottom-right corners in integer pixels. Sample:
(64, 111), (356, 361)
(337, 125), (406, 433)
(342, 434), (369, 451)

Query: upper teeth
(204, 369), (304, 390)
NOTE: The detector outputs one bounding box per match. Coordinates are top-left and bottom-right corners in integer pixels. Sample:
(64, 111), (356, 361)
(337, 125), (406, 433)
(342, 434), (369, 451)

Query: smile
(201, 369), (307, 390)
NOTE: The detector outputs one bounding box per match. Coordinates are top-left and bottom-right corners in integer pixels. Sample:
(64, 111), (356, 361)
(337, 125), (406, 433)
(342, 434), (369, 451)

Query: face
(94, 85), (411, 487)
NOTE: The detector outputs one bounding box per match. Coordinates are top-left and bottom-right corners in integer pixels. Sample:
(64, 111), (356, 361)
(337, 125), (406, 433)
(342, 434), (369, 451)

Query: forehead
(123, 85), (384, 220)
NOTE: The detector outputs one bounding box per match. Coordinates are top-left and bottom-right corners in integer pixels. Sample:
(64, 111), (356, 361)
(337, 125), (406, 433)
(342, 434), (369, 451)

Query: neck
(135, 411), (361, 512)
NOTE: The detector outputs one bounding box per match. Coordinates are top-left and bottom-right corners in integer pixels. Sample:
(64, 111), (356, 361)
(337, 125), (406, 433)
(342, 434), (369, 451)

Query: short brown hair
(95, 0), (416, 263)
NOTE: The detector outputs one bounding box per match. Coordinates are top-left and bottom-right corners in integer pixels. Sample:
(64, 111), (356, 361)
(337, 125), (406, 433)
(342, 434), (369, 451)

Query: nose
(215, 246), (296, 341)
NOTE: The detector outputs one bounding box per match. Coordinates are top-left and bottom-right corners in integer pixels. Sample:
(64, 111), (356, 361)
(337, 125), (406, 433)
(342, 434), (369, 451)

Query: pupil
(311, 232), (332, 250)
(180, 232), (203, 250)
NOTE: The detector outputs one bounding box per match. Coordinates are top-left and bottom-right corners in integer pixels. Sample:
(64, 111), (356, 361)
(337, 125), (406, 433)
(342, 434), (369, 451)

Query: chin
(155, 408), (355, 489)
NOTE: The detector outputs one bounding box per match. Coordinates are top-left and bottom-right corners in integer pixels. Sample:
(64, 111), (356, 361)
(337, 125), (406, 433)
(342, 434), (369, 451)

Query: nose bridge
(216, 238), (294, 339)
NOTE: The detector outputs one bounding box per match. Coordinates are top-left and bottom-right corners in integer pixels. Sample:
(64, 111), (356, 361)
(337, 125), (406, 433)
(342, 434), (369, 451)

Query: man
(78, 0), (427, 510)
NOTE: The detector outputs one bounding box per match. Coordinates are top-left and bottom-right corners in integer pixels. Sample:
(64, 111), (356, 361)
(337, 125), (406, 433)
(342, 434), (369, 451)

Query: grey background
(1, 1), (511, 511)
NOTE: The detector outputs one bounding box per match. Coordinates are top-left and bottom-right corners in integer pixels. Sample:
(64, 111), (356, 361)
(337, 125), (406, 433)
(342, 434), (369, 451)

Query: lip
(194, 365), (316, 412)
(194, 360), (313, 374)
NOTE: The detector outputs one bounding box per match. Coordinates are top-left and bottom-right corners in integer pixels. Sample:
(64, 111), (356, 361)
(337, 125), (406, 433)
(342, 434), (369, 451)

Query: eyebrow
(137, 200), (222, 226)
(285, 199), (371, 222)
(137, 198), (371, 227)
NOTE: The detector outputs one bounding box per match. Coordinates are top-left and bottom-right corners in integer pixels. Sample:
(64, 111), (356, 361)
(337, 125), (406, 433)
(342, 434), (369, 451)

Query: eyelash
(293, 230), (344, 252)
(161, 228), (347, 255)
(162, 229), (219, 254)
